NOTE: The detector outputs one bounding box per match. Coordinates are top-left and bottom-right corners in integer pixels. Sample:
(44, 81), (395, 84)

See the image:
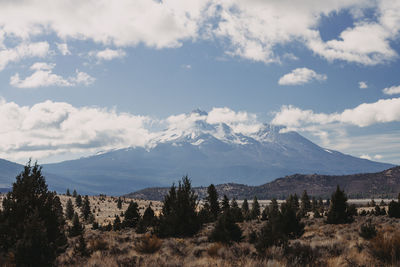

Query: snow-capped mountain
(36, 110), (393, 195)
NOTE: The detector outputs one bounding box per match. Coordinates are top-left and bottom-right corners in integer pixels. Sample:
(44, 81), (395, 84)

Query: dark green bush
(359, 220), (377, 240)
(209, 209), (243, 244)
(255, 200), (304, 254)
(326, 186), (354, 224)
(388, 200), (400, 218)
(69, 212), (83, 237)
(156, 176), (201, 237)
(123, 201), (141, 228)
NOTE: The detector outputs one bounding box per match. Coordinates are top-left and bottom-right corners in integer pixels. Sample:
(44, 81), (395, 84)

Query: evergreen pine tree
(269, 198), (279, 218)
(300, 190), (311, 214)
(75, 194), (82, 207)
(72, 189), (77, 198)
(230, 198), (244, 222)
(142, 205), (155, 227)
(241, 198), (250, 220)
(205, 184), (220, 221)
(286, 194), (300, 213)
(0, 162), (67, 267)
(250, 196), (260, 219)
(209, 209), (243, 244)
(66, 198), (74, 220)
(256, 198), (304, 254)
(113, 215), (121, 231)
(326, 186), (353, 224)
(117, 197), (122, 209)
(66, 188), (71, 196)
(388, 200), (400, 218)
(81, 195), (91, 221)
(69, 212), (83, 237)
(221, 195), (230, 212)
(156, 176), (201, 237)
(135, 219), (147, 234)
(279, 202), (304, 239)
(262, 198), (279, 220)
(123, 201), (141, 228)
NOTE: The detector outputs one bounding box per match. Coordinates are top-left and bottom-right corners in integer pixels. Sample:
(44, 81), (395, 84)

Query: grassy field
(2, 193), (399, 266)
(56, 214), (400, 267)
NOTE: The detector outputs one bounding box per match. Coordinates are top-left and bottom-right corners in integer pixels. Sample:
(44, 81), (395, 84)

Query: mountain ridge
(125, 166), (400, 200)
(0, 116), (394, 195)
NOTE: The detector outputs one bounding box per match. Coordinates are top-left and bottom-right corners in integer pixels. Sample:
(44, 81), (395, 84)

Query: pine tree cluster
(0, 162), (67, 266)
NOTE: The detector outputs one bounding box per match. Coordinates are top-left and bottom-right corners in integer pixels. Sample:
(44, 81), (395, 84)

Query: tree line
(1, 163), (400, 265)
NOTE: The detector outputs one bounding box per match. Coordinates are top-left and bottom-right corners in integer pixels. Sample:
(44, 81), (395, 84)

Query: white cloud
(359, 81), (368, 89)
(307, 21), (398, 65)
(0, 1), (398, 67)
(10, 62), (95, 88)
(71, 71), (95, 86)
(160, 107), (262, 142)
(207, 107), (262, 134)
(383, 85), (400, 95)
(0, 42), (49, 71)
(283, 53), (299, 61)
(0, 101), (264, 162)
(322, 132), (400, 164)
(0, 0), (210, 49)
(0, 99), (399, 164)
(272, 98), (400, 128)
(0, 98), (154, 162)
(278, 68), (327, 86)
(360, 154), (372, 160)
(359, 154), (383, 161)
(91, 48), (126, 61)
(56, 43), (70, 55)
(211, 0), (400, 65)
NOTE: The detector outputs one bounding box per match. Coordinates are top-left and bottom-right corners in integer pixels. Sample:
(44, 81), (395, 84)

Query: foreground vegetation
(1, 163), (400, 266)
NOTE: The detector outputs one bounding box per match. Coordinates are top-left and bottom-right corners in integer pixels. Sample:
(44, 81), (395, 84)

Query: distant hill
(0, 158), (87, 193)
(0, 159), (23, 190)
(126, 166), (400, 200)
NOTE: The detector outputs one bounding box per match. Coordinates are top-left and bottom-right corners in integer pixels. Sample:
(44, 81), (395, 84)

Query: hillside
(0, 159), (23, 191)
(126, 166), (400, 200)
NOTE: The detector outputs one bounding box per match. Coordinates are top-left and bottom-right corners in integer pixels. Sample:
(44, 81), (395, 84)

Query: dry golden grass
(57, 194), (162, 226)
(135, 234), (163, 254)
(56, 215), (400, 267)
(369, 228), (400, 265)
(3, 193), (400, 266)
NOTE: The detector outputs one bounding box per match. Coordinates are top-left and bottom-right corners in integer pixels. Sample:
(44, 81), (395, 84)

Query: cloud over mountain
(0, 97), (399, 164)
(0, 99), (262, 162)
(272, 98), (400, 127)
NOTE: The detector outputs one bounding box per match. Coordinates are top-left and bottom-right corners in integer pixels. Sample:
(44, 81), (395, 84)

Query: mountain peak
(191, 108), (208, 116)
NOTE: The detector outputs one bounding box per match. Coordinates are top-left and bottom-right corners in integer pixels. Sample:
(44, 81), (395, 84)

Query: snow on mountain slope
(39, 110), (394, 195)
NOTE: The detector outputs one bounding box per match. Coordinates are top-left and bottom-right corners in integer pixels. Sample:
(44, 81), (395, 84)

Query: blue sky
(0, 0), (400, 165)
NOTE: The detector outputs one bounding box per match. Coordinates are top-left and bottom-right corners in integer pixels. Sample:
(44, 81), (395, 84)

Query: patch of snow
(192, 139), (205, 146)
